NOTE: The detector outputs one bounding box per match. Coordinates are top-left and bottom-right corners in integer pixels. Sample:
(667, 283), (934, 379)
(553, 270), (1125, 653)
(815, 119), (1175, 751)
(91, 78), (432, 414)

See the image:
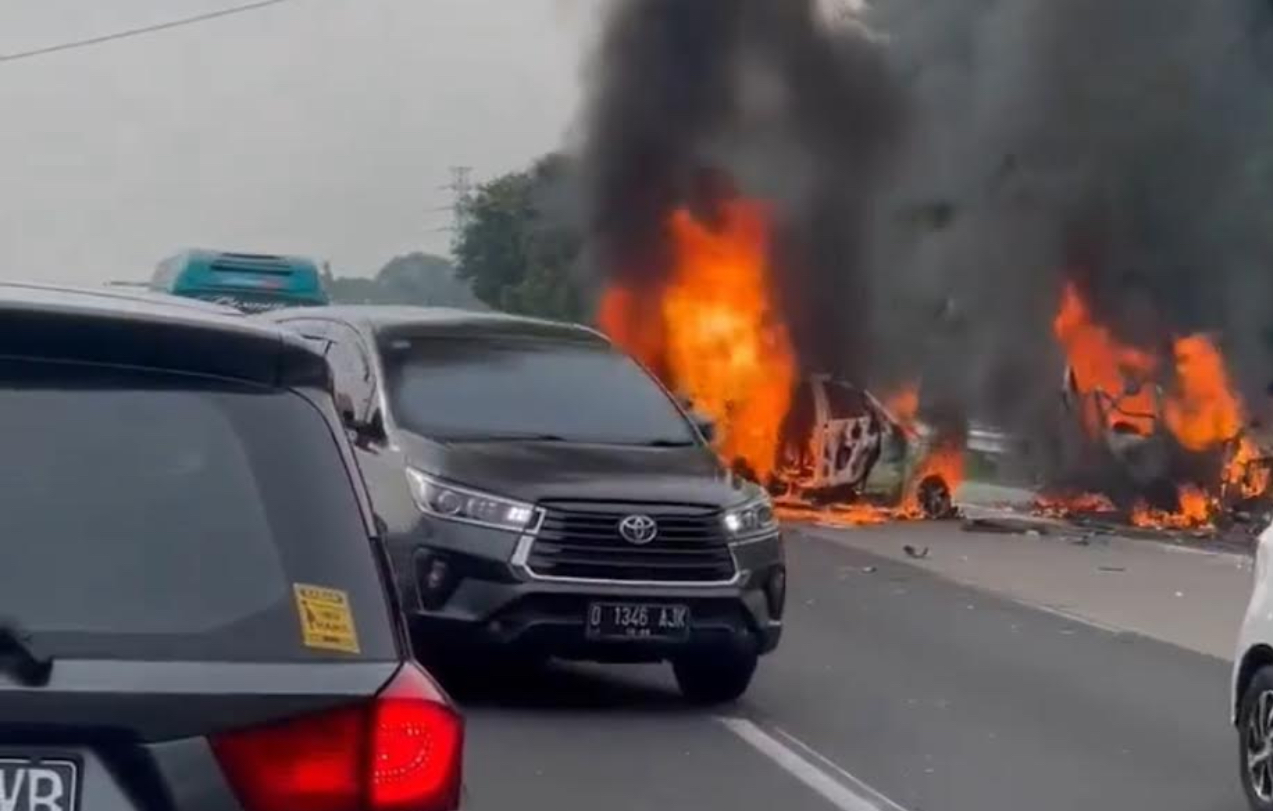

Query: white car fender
(1233, 521), (1273, 722)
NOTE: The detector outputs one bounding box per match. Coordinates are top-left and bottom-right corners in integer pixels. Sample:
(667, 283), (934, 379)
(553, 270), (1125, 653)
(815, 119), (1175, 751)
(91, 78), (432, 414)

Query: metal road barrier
(967, 426), (1014, 456)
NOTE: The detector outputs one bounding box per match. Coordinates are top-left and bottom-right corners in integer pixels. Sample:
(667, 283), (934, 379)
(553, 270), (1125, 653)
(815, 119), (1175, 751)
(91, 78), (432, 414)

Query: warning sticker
(293, 584), (361, 654)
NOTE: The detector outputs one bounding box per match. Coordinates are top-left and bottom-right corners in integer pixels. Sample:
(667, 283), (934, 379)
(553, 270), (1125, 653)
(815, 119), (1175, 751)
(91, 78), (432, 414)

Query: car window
(0, 360), (395, 662)
(380, 336), (697, 445)
(824, 383), (872, 422)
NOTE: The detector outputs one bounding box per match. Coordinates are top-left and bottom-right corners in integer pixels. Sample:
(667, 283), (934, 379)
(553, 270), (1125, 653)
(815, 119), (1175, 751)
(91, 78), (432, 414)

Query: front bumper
(388, 521), (785, 663)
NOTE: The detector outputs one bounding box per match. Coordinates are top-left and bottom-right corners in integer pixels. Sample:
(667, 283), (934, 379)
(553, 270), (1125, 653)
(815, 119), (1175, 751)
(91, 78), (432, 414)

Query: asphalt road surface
(455, 527), (1245, 811)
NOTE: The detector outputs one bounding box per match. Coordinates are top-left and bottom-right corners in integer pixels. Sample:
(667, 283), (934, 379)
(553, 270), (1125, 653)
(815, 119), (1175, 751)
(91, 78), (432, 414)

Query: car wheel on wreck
(916, 474), (955, 519)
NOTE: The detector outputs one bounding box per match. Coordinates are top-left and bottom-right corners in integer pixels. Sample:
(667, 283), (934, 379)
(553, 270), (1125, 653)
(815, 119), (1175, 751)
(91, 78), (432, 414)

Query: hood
(397, 433), (759, 507)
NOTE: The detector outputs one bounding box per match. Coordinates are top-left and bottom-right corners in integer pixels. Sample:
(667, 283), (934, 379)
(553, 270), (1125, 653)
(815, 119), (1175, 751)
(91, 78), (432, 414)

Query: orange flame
(1163, 335), (1244, 451)
(883, 385), (920, 432)
(1053, 281), (1158, 437)
(1131, 485), (1214, 530)
(1227, 437), (1271, 502)
(775, 502), (896, 527)
(598, 197), (797, 480)
(1034, 492), (1117, 517)
(1050, 280), (1270, 527)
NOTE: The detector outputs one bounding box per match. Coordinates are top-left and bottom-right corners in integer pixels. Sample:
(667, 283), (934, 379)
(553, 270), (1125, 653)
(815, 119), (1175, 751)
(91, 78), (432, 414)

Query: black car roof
(0, 282), (329, 388)
(262, 305), (612, 346)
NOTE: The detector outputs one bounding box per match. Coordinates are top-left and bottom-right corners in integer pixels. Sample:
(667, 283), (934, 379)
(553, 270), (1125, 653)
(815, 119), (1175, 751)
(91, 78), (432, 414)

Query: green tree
(455, 154), (586, 321)
(326, 252), (484, 308)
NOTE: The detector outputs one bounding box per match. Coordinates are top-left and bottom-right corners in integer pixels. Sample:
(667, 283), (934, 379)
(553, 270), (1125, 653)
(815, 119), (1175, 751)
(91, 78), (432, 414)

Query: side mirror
(334, 394), (387, 444)
(334, 392), (357, 426)
(692, 412), (717, 443)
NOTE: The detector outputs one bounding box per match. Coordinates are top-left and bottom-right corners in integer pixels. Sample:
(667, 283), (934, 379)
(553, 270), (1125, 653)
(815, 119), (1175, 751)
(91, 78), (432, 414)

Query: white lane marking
(716, 717), (910, 811)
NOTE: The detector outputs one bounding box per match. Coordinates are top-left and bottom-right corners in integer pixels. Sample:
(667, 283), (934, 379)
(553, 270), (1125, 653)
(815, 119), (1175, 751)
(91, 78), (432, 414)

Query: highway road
(455, 524), (1248, 811)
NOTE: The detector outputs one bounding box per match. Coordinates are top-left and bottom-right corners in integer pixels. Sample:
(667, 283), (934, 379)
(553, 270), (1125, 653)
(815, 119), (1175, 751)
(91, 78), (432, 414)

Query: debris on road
(904, 544), (930, 559)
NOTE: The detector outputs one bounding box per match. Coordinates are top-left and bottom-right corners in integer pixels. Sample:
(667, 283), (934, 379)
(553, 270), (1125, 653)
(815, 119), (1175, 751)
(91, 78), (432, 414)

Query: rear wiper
(0, 620), (53, 687)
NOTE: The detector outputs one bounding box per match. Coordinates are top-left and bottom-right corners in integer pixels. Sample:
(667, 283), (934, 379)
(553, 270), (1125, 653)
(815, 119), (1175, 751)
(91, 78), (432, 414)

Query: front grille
(527, 501), (736, 583)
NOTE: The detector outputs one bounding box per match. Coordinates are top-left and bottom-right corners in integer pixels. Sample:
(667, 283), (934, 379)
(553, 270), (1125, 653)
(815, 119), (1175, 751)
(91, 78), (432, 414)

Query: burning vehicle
(765, 375), (957, 519)
(597, 190), (962, 527)
(1047, 281), (1273, 529)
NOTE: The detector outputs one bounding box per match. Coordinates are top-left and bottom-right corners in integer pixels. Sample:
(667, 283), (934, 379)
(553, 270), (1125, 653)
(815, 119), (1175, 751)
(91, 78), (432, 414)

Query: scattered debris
(904, 544), (930, 559)
(1097, 566), (1127, 573)
(961, 517), (1051, 535)
(862, 565), (878, 574)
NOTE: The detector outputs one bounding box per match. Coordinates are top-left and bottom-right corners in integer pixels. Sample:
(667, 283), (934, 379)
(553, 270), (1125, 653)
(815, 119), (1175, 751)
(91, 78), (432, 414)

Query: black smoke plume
(865, 0), (1273, 487)
(579, 0), (903, 385)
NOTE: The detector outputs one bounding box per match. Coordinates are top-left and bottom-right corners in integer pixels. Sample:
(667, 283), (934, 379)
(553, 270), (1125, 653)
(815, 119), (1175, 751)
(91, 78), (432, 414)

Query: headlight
(405, 469), (539, 533)
(722, 497), (778, 539)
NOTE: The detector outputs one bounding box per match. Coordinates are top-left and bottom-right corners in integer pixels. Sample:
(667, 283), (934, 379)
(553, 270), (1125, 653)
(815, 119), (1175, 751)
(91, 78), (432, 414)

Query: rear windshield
(380, 336), (698, 446)
(0, 360), (395, 662)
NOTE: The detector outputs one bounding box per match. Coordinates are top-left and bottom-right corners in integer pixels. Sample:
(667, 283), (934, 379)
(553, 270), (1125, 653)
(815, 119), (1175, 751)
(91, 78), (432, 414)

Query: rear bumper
(388, 523), (785, 663)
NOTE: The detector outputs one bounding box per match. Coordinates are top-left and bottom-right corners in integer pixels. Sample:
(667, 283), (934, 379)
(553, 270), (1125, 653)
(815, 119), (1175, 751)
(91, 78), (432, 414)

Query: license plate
(586, 602), (690, 641)
(0, 758), (79, 811)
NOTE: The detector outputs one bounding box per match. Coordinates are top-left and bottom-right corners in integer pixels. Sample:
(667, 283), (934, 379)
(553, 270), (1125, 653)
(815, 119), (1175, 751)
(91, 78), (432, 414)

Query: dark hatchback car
(0, 285), (462, 811)
(262, 306), (785, 704)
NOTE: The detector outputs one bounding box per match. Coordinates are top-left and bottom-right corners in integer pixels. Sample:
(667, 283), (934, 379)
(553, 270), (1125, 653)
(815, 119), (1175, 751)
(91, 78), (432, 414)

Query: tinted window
(0, 361), (395, 661)
(381, 336), (697, 445)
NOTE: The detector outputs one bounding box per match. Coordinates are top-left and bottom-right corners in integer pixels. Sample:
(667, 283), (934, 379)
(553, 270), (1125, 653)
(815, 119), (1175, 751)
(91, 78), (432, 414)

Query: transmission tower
(433, 166), (475, 257)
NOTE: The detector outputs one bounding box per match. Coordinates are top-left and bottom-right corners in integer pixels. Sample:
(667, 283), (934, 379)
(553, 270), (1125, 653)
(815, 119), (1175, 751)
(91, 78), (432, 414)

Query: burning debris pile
(854, 0), (1273, 539)
(1034, 280), (1273, 532)
(579, 0), (961, 521)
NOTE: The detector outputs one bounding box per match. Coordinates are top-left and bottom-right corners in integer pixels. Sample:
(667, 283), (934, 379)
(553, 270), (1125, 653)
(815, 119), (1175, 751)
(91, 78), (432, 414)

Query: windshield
(0, 361), (394, 661)
(381, 336), (698, 445)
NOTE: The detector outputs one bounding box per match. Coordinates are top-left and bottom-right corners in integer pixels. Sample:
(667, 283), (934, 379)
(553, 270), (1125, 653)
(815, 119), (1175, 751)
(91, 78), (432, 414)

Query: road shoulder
(795, 519), (1252, 660)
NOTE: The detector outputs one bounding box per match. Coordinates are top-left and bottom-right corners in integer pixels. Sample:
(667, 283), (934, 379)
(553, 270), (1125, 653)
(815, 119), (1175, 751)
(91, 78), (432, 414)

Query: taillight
(212, 664), (463, 811)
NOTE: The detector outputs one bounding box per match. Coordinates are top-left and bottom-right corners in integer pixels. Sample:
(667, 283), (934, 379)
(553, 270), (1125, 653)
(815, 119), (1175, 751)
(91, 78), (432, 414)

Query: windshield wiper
(0, 619), (53, 687)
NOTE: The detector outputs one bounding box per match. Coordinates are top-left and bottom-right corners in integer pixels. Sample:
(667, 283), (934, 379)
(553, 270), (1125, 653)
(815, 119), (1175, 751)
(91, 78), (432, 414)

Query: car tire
(672, 650), (758, 705)
(1239, 667), (1273, 809)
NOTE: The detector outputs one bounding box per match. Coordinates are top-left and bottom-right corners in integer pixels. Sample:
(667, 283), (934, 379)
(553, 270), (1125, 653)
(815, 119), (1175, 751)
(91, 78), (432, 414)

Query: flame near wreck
(580, 0), (946, 521)
(597, 189), (961, 523)
(598, 197), (797, 482)
(1045, 280), (1271, 529)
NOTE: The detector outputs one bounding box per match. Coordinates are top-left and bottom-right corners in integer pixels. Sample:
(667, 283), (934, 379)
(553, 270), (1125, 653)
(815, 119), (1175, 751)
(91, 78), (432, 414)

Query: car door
(819, 381), (884, 490)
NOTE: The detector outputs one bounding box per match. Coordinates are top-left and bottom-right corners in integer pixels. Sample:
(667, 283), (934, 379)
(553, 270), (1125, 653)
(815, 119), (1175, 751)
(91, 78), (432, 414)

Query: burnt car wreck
(764, 375), (956, 519)
(1057, 362), (1273, 518)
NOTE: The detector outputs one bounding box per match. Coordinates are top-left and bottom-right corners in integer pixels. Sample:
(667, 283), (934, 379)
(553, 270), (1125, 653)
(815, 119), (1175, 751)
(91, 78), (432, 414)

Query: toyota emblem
(618, 514), (658, 545)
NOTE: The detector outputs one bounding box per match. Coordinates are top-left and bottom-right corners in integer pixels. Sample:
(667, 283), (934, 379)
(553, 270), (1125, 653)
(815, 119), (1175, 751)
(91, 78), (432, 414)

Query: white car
(1234, 522), (1273, 808)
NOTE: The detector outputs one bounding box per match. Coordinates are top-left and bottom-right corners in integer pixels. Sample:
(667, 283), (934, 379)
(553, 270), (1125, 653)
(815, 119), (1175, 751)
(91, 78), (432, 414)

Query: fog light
(765, 566), (787, 620)
(414, 552), (457, 610)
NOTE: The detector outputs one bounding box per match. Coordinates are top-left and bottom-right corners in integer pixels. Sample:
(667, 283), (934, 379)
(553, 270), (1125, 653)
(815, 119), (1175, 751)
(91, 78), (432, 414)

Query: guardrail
(968, 426), (1014, 456)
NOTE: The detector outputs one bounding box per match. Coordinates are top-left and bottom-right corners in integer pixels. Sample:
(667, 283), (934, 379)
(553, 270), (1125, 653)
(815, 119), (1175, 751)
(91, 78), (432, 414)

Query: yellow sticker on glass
(293, 584), (361, 654)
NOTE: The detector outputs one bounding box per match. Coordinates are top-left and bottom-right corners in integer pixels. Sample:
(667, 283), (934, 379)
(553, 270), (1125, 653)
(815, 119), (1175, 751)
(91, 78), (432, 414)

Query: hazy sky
(0, 0), (594, 284)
